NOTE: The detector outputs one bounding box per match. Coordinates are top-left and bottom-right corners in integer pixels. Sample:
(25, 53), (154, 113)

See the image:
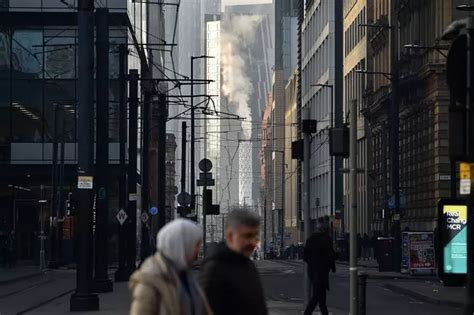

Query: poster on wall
(408, 232), (436, 270)
(438, 198), (467, 286)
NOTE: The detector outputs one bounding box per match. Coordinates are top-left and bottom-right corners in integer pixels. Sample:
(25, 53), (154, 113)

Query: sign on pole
(149, 206), (158, 216)
(141, 212), (149, 224)
(77, 176), (94, 190)
(116, 209), (128, 225)
(460, 162), (472, 195)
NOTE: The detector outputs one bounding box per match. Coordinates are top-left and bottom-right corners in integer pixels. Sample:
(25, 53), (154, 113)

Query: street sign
(388, 196), (396, 210)
(439, 174), (452, 181)
(460, 179), (471, 195)
(197, 178), (215, 187)
(177, 192), (192, 206)
(78, 176), (93, 190)
(149, 206), (158, 216)
(129, 193), (138, 201)
(200, 172), (213, 180)
(116, 209), (128, 225)
(199, 158), (213, 172)
(141, 212), (149, 224)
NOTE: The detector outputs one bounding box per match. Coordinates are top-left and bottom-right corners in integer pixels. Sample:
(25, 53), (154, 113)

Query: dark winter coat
(199, 242), (268, 315)
(303, 232), (336, 290)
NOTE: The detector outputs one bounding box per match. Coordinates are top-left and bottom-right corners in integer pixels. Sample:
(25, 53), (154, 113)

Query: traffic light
(329, 127), (349, 157)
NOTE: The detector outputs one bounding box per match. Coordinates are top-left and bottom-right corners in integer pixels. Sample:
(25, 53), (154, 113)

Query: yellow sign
(460, 162), (472, 179)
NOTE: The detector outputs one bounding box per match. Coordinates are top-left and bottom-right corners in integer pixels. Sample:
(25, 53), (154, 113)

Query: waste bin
(377, 237), (395, 272)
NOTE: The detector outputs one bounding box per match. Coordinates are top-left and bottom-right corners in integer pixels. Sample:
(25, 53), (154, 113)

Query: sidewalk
(382, 279), (464, 308)
(25, 281), (315, 315)
(0, 263), (44, 285)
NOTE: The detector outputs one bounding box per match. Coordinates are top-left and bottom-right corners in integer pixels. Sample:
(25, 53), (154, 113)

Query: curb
(366, 273), (437, 281)
(0, 271), (45, 286)
(336, 261), (379, 269)
(383, 283), (463, 308)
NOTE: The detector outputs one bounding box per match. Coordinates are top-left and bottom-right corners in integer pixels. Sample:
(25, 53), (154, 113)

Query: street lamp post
(273, 150), (285, 253)
(311, 84), (334, 225)
(190, 55), (214, 217)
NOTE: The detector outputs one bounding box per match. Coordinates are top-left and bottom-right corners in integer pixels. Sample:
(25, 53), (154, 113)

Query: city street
(0, 260), (463, 315)
(1, 0), (473, 314)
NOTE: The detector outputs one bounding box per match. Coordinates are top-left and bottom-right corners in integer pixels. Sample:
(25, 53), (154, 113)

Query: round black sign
(199, 158), (213, 172)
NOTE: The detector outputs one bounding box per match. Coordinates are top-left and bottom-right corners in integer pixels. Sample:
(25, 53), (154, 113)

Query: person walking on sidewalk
(200, 209), (267, 315)
(6, 230), (16, 268)
(129, 219), (213, 315)
(362, 233), (371, 261)
(303, 218), (336, 315)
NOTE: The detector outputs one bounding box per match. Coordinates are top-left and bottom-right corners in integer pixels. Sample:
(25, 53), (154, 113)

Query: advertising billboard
(438, 199), (467, 286)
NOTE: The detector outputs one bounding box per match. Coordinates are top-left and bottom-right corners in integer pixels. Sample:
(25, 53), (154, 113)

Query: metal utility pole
(127, 69), (139, 273)
(115, 44), (128, 282)
(70, 0), (99, 311)
(141, 79), (151, 260)
(190, 58), (196, 212)
(94, 7), (113, 293)
(58, 121), (65, 265)
(39, 185), (46, 271)
(281, 153), (285, 253)
(49, 105), (59, 269)
(303, 106), (311, 304)
(115, 70), (139, 282)
(156, 93), (168, 230)
(334, 0), (344, 231)
(181, 121), (187, 194)
(263, 196), (267, 258)
(389, 0), (401, 272)
(349, 100), (359, 315)
(465, 14), (474, 315)
(190, 55), (213, 216)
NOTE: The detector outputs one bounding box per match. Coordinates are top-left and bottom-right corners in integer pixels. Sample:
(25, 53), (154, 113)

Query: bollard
(358, 272), (368, 315)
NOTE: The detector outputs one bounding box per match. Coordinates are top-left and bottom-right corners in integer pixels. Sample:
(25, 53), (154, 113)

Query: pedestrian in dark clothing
(303, 219), (336, 315)
(362, 234), (370, 261)
(200, 209), (267, 315)
(6, 230), (15, 268)
(370, 233), (378, 260)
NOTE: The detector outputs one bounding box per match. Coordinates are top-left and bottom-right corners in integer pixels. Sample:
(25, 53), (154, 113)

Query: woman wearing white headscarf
(129, 219), (213, 315)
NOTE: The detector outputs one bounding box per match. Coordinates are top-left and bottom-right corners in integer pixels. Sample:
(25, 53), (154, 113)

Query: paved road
(0, 260), (463, 315)
(257, 260), (462, 315)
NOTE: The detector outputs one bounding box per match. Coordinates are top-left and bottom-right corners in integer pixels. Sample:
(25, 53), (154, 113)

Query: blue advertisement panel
(438, 199), (468, 286)
(443, 204), (467, 274)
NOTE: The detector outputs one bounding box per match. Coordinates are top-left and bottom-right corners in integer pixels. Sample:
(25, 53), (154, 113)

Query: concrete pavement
(0, 264), (44, 285)
(0, 260), (465, 314)
(256, 260), (463, 314)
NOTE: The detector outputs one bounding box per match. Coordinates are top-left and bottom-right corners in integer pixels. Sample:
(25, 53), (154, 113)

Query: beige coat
(129, 253), (213, 315)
